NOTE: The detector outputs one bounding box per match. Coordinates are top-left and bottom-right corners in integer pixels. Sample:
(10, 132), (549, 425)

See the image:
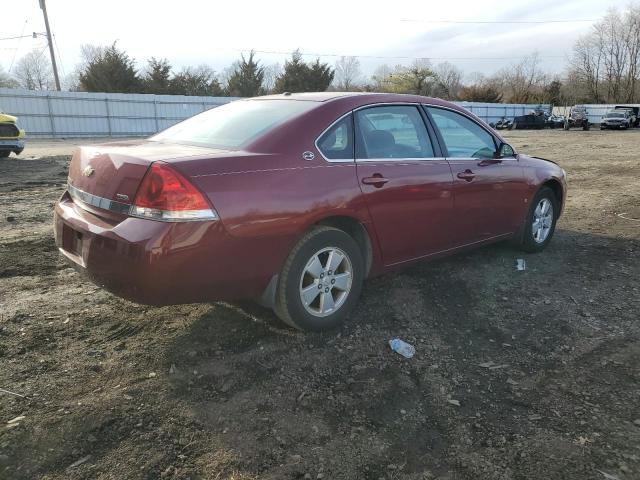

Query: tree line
(1, 5), (639, 105)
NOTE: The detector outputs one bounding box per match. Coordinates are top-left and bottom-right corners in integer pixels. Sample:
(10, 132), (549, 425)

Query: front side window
(151, 99), (317, 149)
(317, 114), (353, 160)
(426, 107), (496, 159)
(355, 106), (435, 159)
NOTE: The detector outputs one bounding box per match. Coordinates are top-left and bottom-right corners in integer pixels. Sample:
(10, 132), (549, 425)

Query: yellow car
(0, 112), (26, 158)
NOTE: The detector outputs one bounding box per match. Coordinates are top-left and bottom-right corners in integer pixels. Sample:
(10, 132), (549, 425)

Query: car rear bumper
(0, 139), (25, 151)
(53, 191), (272, 305)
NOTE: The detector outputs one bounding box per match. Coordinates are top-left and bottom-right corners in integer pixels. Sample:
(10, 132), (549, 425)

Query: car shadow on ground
(159, 229), (640, 479)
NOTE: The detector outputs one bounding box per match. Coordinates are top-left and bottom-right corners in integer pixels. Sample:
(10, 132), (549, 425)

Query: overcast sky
(0, 0), (629, 83)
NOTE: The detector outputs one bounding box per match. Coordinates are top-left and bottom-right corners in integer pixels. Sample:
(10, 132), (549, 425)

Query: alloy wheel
(299, 247), (353, 317)
(532, 198), (554, 244)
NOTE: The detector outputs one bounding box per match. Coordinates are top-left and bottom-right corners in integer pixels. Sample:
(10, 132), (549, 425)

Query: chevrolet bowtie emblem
(82, 165), (95, 177)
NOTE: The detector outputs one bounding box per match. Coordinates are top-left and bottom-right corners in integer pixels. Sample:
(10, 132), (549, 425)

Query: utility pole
(39, 0), (61, 90)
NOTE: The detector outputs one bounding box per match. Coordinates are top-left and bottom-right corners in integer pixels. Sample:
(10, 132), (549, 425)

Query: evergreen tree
(169, 66), (223, 96)
(307, 58), (335, 91)
(79, 43), (141, 93)
(143, 57), (172, 94)
(226, 51), (264, 97)
(274, 51), (334, 93)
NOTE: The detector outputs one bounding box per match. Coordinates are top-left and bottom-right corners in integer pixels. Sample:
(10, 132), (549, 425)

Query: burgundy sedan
(54, 93), (566, 331)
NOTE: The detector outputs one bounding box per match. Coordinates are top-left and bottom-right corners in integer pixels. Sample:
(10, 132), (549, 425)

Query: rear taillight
(131, 162), (218, 222)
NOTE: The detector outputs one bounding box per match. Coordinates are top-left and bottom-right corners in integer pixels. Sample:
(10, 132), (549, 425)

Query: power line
(52, 33), (66, 78)
(400, 19), (596, 24)
(0, 34), (35, 42)
(227, 48), (565, 61)
(8, 19), (28, 73)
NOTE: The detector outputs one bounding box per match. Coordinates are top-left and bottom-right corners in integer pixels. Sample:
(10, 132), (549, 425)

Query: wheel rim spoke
(534, 204), (542, 217)
(301, 284), (321, 306)
(319, 291), (335, 314)
(541, 200), (550, 215)
(332, 272), (351, 291)
(532, 219), (541, 231)
(326, 250), (344, 273)
(305, 255), (323, 279)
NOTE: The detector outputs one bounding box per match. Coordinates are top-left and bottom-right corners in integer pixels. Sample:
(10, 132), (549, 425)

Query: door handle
(457, 169), (475, 182)
(362, 175), (389, 188)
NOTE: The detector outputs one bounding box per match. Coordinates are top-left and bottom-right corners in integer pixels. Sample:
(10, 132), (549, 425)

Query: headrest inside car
(368, 130), (395, 151)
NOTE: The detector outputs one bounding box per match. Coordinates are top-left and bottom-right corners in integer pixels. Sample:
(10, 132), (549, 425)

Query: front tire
(517, 187), (559, 253)
(0, 151), (9, 158)
(274, 226), (364, 331)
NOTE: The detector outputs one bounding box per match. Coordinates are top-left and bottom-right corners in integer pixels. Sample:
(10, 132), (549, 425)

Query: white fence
(0, 88), (550, 138)
(0, 88), (237, 138)
(455, 102), (550, 126)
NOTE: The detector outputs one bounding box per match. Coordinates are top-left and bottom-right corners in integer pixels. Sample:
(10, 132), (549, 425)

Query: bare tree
(496, 52), (546, 103)
(571, 35), (604, 102)
(369, 64), (393, 91)
(262, 63), (282, 93)
(622, 4), (640, 101)
(570, 5), (640, 103)
(13, 49), (54, 90)
(0, 64), (18, 88)
(433, 62), (463, 99)
(334, 56), (362, 91)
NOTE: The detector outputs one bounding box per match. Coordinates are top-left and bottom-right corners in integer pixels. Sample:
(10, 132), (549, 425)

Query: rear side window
(151, 99), (317, 149)
(317, 114), (354, 160)
(355, 105), (435, 159)
(427, 107), (496, 159)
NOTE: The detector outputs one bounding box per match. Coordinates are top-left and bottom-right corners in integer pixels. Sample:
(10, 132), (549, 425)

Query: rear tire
(274, 226), (364, 331)
(517, 187), (559, 253)
(0, 151), (10, 158)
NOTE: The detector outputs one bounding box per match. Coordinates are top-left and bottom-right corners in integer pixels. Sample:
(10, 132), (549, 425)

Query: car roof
(254, 92), (369, 102)
(251, 91), (455, 107)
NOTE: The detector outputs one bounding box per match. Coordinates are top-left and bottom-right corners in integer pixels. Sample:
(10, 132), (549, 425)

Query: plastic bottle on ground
(389, 338), (415, 358)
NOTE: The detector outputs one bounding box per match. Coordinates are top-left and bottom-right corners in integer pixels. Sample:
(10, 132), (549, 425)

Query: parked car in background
(511, 111), (546, 130)
(0, 111), (26, 158)
(546, 115), (566, 129)
(613, 106), (639, 127)
(54, 93), (566, 331)
(564, 105), (590, 130)
(510, 108), (548, 130)
(601, 111), (631, 130)
(492, 117), (513, 130)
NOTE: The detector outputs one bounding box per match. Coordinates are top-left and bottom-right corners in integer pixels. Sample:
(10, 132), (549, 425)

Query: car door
(354, 104), (455, 266)
(425, 106), (529, 245)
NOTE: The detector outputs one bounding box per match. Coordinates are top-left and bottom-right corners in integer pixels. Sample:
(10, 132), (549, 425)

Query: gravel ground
(0, 129), (639, 480)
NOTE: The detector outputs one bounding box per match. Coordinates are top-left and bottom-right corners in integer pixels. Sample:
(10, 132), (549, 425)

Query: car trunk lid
(68, 140), (231, 209)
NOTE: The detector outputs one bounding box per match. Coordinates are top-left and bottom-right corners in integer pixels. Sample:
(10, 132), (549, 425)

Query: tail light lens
(131, 162), (218, 222)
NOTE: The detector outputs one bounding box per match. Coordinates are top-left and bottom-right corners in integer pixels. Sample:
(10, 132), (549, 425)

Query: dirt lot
(1, 130), (639, 480)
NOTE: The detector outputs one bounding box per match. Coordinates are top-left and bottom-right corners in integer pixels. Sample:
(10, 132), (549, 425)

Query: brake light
(131, 162), (218, 222)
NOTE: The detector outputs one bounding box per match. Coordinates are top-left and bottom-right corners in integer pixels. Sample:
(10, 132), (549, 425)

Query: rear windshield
(151, 99), (316, 149)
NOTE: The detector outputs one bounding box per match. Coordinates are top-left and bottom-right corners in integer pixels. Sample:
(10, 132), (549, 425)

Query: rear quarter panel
(185, 159), (374, 283)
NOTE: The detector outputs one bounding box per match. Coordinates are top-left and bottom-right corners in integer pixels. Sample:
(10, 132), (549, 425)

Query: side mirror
(496, 143), (515, 158)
